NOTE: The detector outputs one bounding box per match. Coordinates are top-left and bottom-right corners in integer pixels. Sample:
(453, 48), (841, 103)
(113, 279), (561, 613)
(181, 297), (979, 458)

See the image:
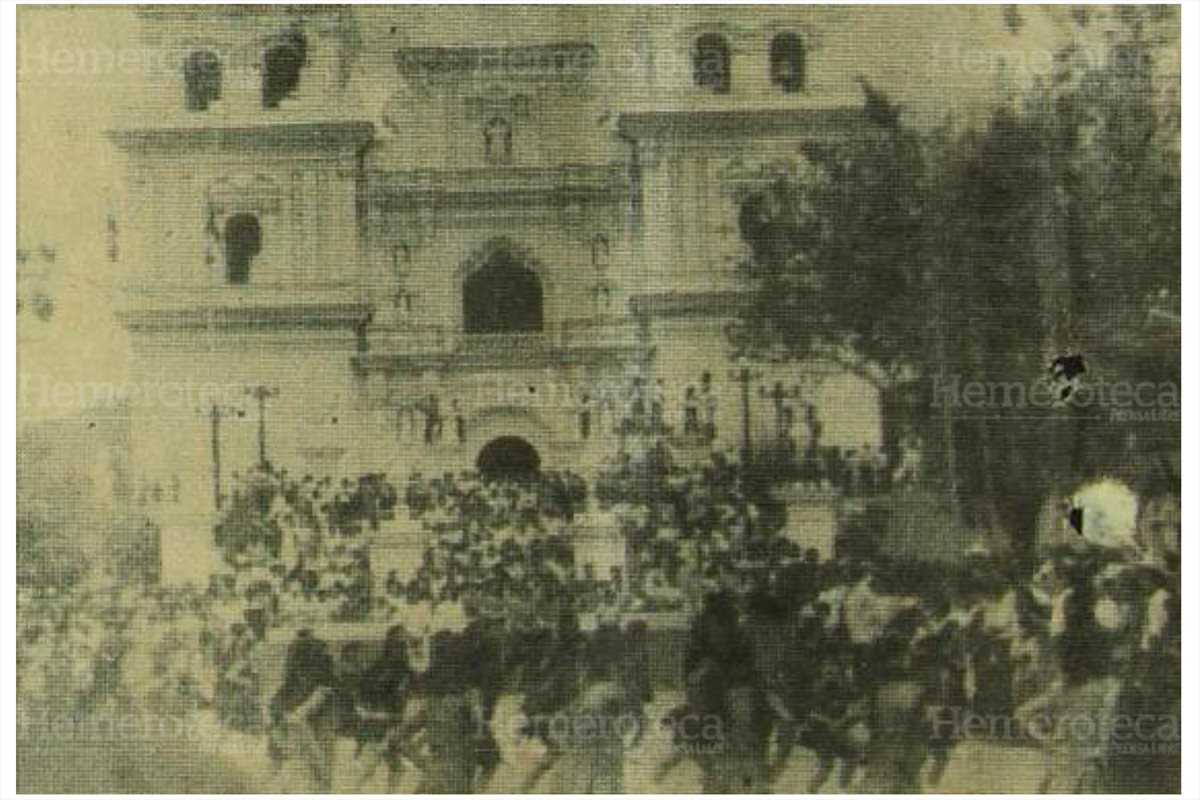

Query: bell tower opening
(476, 436), (541, 481)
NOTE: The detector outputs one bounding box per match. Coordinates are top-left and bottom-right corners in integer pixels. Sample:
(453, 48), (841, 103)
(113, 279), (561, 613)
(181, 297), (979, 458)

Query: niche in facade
(770, 32), (805, 93)
(262, 29), (308, 108)
(184, 50), (222, 111)
(225, 214), (261, 285)
(484, 116), (514, 165)
(693, 33), (731, 93)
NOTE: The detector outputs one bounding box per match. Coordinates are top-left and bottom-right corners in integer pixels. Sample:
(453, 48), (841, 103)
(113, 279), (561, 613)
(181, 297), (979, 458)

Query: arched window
(484, 116), (513, 165)
(693, 33), (731, 93)
(262, 30), (307, 108)
(770, 32), (805, 93)
(463, 246), (543, 334)
(184, 50), (222, 111)
(224, 214), (261, 285)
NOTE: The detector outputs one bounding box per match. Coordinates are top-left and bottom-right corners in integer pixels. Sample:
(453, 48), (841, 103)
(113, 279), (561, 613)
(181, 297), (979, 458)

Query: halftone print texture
(17, 5), (1179, 794)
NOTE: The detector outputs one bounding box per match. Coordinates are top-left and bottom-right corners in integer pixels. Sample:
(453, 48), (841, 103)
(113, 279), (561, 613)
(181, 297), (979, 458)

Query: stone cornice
(629, 289), (750, 319)
(108, 121), (375, 156)
(617, 106), (860, 141)
(394, 42), (598, 78)
(119, 302), (371, 333)
(352, 343), (642, 375)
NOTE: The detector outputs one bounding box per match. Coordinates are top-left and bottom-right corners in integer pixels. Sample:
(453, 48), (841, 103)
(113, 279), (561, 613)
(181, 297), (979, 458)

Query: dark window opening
(262, 30), (308, 108)
(484, 116), (513, 165)
(463, 248), (543, 334)
(225, 214), (261, 285)
(693, 33), (731, 93)
(476, 436), (541, 482)
(184, 50), (222, 111)
(770, 32), (805, 93)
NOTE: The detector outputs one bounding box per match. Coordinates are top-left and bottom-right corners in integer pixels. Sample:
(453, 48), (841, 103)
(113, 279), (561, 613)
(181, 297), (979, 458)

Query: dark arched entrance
(476, 436), (541, 481)
(463, 248), (543, 334)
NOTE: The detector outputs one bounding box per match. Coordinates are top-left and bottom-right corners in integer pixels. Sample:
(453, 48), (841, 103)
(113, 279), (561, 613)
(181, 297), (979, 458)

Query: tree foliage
(735, 9), (1179, 561)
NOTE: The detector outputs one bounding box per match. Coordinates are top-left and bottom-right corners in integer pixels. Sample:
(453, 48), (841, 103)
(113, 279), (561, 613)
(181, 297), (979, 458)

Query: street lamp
(197, 399), (246, 511)
(246, 385), (279, 469)
(731, 357), (758, 470)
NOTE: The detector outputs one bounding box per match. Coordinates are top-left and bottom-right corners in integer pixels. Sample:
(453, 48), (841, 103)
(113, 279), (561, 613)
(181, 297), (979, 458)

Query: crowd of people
(18, 582), (235, 728)
(665, 543), (1180, 793)
(17, 523), (1179, 793)
(391, 395), (472, 447)
(400, 470), (592, 620)
(264, 537), (1180, 793)
(17, 428), (1180, 793)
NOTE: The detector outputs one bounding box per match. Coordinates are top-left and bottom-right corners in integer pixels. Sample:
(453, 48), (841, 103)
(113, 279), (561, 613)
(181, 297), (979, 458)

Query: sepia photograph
(13, 3), (1181, 794)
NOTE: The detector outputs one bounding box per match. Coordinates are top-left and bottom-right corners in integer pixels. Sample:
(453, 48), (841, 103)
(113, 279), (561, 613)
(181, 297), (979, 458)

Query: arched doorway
(462, 244), (543, 334)
(476, 436), (541, 481)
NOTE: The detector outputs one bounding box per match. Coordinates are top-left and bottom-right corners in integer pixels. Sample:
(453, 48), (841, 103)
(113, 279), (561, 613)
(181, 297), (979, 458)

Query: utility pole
(247, 385), (279, 469)
(210, 403), (223, 510)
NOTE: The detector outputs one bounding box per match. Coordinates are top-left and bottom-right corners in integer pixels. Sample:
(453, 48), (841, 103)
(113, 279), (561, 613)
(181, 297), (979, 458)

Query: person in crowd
(423, 393), (442, 446)
(652, 378), (668, 428)
(349, 623), (418, 791)
(218, 622), (265, 732)
(519, 609), (586, 791)
(269, 628), (339, 791)
(579, 391), (593, 440)
(414, 629), (491, 793)
(86, 619), (130, 713)
(859, 676), (929, 793)
(461, 601), (504, 786)
(676, 591), (773, 792)
(682, 385), (701, 437)
(701, 372), (719, 440)
(452, 398), (467, 445)
(627, 376), (647, 429)
(549, 622), (646, 792)
(858, 445), (878, 495)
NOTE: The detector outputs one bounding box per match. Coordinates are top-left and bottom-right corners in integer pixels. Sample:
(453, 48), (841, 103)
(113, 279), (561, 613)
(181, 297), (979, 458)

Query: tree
(734, 8), (1179, 563)
(733, 113), (928, 378)
(941, 8), (1181, 554)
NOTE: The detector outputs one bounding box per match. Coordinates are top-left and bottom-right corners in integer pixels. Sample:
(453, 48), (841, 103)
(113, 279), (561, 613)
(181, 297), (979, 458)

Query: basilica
(108, 6), (1031, 583)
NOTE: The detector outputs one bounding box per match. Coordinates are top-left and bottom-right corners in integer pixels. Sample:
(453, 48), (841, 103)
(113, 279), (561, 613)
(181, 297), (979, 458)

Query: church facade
(109, 6), (1032, 582)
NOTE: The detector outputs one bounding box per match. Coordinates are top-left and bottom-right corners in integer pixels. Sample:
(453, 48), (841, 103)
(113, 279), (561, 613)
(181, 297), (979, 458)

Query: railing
(364, 323), (451, 355)
(365, 163), (630, 208)
(362, 317), (641, 359)
(458, 331), (549, 354)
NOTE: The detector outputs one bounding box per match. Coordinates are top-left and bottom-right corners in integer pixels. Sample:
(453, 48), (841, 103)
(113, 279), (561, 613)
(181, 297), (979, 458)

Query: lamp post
(210, 403), (223, 510)
(247, 385), (279, 469)
(732, 359), (757, 470)
(198, 400), (241, 512)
